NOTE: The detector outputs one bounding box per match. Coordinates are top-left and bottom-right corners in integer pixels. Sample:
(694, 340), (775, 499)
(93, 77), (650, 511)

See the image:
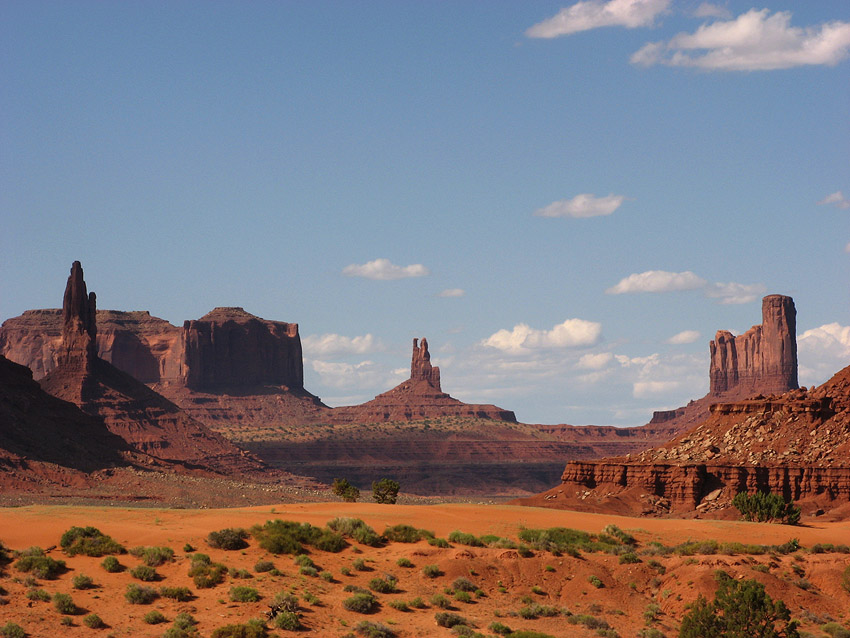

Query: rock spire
(411, 337), (441, 389)
(59, 260), (98, 371)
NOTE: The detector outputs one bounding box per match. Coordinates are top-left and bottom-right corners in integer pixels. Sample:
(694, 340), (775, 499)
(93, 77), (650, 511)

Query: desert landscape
(3, 2), (849, 637)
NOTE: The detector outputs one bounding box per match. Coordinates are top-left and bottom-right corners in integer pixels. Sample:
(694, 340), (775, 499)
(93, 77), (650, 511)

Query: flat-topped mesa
(411, 337), (441, 389)
(60, 261), (98, 372)
(709, 294), (798, 397)
(180, 307), (304, 391)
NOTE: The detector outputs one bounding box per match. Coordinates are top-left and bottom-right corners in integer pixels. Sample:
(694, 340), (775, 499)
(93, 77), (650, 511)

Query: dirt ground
(1, 502), (848, 637)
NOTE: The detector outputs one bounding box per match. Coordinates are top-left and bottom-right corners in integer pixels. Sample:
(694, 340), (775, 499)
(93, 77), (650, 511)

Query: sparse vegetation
(14, 547), (66, 579)
(209, 619), (268, 638)
(125, 583), (159, 604)
(383, 524), (432, 543)
(26, 588), (50, 601)
(83, 613), (105, 628)
(327, 517), (381, 546)
(422, 564), (442, 578)
(254, 559), (275, 572)
(130, 564), (159, 581)
(160, 586), (194, 601)
(368, 576), (397, 593)
(72, 573), (94, 589)
(207, 528), (249, 550)
(396, 557), (413, 567)
(52, 592), (77, 615)
(274, 611), (301, 630)
(144, 610), (167, 624)
(101, 555), (122, 572)
(188, 553), (227, 588)
(230, 585), (261, 602)
(342, 591), (378, 613)
(732, 491), (801, 525)
(250, 519), (345, 554)
(0, 623), (25, 638)
(60, 526), (124, 557)
(129, 545), (174, 567)
(355, 621), (396, 638)
(435, 612), (469, 628)
(448, 531), (484, 547)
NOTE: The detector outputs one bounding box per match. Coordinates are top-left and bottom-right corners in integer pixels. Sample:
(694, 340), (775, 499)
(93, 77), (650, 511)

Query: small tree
(372, 478), (400, 504)
(332, 478), (360, 503)
(732, 491), (801, 525)
(679, 571), (799, 638)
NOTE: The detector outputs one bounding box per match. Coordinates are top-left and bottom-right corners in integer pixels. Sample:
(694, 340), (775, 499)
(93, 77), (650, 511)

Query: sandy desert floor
(1, 502), (849, 637)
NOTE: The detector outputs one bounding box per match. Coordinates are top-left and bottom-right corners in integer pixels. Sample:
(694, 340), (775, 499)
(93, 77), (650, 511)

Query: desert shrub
(60, 526), (124, 557)
(588, 575), (604, 588)
(230, 567), (253, 579)
(160, 585), (193, 601)
(602, 524), (637, 546)
(389, 599), (409, 611)
(332, 478), (361, 502)
(294, 553), (315, 567)
(163, 613), (201, 638)
(125, 583), (159, 604)
(428, 537), (450, 548)
(72, 573), (94, 589)
(490, 622), (513, 635)
(567, 615), (610, 630)
(620, 552), (641, 564)
(272, 592), (300, 612)
(101, 555), (122, 572)
(518, 604), (559, 619)
(230, 586), (261, 602)
(254, 560), (275, 573)
(637, 630), (666, 638)
(343, 591), (378, 613)
(679, 571), (800, 638)
(130, 545), (174, 567)
(0, 623), (25, 638)
(82, 613), (104, 628)
(732, 491), (801, 525)
(207, 528), (249, 551)
(53, 592), (76, 615)
(188, 554), (227, 588)
(355, 621), (396, 638)
(452, 577), (477, 592)
(26, 588), (51, 601)
(14, 547), (66, 579)
(250, 519), (345, 554)
(454, 591), (472, 603)
(183, 543), (195, 552)
(383, 524), (431, 543)
(327, 517), (381, 547)
(435, 612), (468, 628)
(431, 594), (452, 609)
(368, 576), (397, 593)
(821, 622), (850, 638)
(143, 610), (167, 624)
(299, 565), (318, 577)
(130, 564), (159, 581)
(274, 611), (301, 630)
(422, 564), (442, 578)
(353, 557), (368, 571)
(0, 542), (10, 566)
(372, 478), (400, 504)
(644, 603), (662, 624)
(842, 565), (850, 594)
(447, 531), (483, 547)
(209, 619), (268, 638)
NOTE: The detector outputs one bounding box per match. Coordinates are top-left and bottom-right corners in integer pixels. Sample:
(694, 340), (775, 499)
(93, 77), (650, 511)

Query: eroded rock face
(411, 337), (441, 388)
(180, 307), (303, 391)
(59, 261), (98, 373)
(710, 294), (798, 396)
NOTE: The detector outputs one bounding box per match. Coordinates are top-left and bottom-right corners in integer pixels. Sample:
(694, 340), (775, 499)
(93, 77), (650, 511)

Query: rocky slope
(525, 364), (850, 517)
(330, 338), (516, 423)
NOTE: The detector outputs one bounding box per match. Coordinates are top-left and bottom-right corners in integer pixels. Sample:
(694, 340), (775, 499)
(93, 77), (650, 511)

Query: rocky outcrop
(546, 364), (850, 516)
(180, 307), (303, 391)
(710, 294), (798, 396)
(38, 262), (263, 475)
(330, 337), (516, 423)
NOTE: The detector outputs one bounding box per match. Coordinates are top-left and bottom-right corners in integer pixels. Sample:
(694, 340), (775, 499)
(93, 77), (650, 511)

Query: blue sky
(2, 1), (848, 425)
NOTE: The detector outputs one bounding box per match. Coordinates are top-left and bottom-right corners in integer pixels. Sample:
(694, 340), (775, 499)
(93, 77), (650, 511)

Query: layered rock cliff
(330, 337), (516, 423)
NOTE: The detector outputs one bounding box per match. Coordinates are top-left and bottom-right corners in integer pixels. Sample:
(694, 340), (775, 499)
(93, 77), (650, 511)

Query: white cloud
(633, 380), (682, 397)
(798, 323), (850, 386)
(607, 270), (765, 304)
(694, 3), (731, 19)
(576, 352), (614, 370)
(482, 318), (602, 353)
(342, 258), (429, 280)
(302, 333), (381, 356)
(632, 9), (850, 70)
(606, 270), (707, 294)
(526, 0), (670, 38)
(534, 193), (627, 218)
(309, 359), (406, 391)
(818, 191), (850, 210)
(704, 281), (767, 305)
(438, 288), (465, 298)
(666, 330), (700, 344)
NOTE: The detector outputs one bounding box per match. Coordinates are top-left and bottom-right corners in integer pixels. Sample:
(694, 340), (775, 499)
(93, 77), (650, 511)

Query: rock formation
(330, 337), (516, 423)
(37, 262), (263, 474)
(709, 294), (798, 395)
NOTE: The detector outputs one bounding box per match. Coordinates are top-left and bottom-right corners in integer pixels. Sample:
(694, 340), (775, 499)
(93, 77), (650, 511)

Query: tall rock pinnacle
(411, 337), (441, 390)
(60, 261), (97, 371)
(709, 294), (798, 396)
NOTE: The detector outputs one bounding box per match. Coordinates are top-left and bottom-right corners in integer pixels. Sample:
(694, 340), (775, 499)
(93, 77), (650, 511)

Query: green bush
(454, 591), (472, 603)
(130, 565), (159, 581)
(431, 594), (452, 609)
(422, 564), (442, 578)
(372, 478), (400, 504)
(821, 622), (850, 638)
(490, 622), (513, 635)
(332, 478), (361, 502)
(355, 621), (396, 638)
(250, 519), (345, 555)
(588, 575), (604, 588)
(53, 592), (76, 615)
(0, 623), (25, 638)
(396, 557), (413, 568)
(732, 491), (801, 525)
(230, 586), (261, 602)
(619, 552), (641, 564)
(383, 524), (431, 543)
(60, 526), (124, 557)
(161, 586), (194, 601)
(254, 560), (275, 573)
(368, 576), (397, 593)
(272, 592), (300, 612)
(188, 554), (227, 588)
(101, 555), (122, 572)
(679, 571), (800, 638)
(447, 531), (483, 547)
(342, 591), (378, 613)
(125, 583), (159, 604)
(14, 547), (66, 579)
(26, 588), (51, 601)
(389, 599), (409, 611)
(274, 611), (301, 630)
(435, 612), (468, 628)
(129, 545), (174, 567)
(209, 619), (268, 638)
(208, 528), (249, 550)
(428, 537), (450, 548)
(326, 517), (381, 547)
(83, 613), (105, 628)
(353, 557), (368, 571)
(164, 613), (200, 638)
(842, 565), (850, 594)
(452, 577), (477, 592)
(143, 610), (167, 624)
(72, 573), (94, 589)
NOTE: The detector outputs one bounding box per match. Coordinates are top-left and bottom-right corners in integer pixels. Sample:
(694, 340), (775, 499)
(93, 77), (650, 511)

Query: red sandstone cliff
(330, 337), (516, 423)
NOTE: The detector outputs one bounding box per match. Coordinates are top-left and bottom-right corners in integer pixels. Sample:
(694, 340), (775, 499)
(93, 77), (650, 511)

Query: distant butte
(329, 337), (516, 423)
